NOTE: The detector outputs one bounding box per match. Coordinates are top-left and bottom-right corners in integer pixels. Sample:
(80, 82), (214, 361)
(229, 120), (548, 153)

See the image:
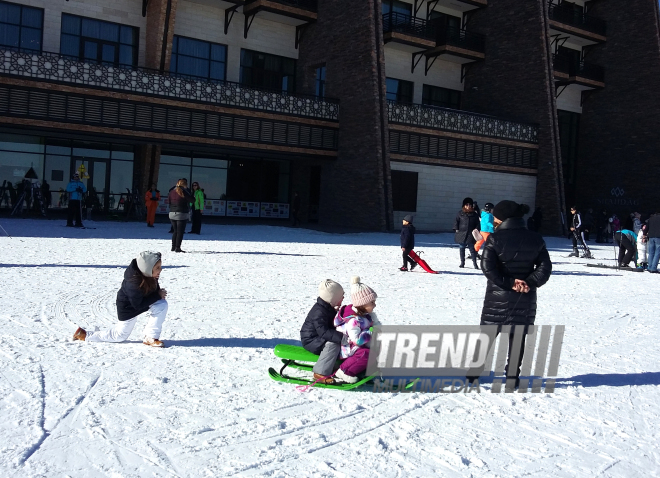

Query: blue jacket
(66, 179), (87, 201)
(481, 211), (495, 233)
(400, 224), (415, 250)
(619, 229), (637, 243)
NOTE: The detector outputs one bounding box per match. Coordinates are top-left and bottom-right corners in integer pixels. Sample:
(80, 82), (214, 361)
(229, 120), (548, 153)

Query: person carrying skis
(569, 206), (590, 257)
(453, 197), (480, 269)
(145, 183), (160, 228)
(65, 172), (86, 227)
(72, 251), (168, 347)
(614, 228), (637, 268)
(475, 202), (495, 253)
(332, 276), (380, 384)
(470, 200), (552, 390)
(300, 279), (345, 384)
(399, 214), (416, 272)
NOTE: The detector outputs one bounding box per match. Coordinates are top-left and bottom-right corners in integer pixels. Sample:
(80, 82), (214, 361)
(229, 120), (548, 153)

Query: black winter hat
(484, 202), (494, 212)
(462, 197), (474, 207)
(492, 200), (530, 221)
(403, 214), (414, 223)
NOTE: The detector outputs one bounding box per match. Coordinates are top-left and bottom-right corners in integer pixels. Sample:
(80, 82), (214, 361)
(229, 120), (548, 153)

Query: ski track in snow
(0, 219), (659, 477)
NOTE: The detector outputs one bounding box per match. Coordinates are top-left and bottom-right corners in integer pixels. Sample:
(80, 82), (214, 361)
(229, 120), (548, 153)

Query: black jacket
(480, 217), (552, 326)
(400, 224), (415, 250)
(116, 259), (161, 321)
(453, 210), (480, 244)
(168, 187), (194, 213)
(300, 297), (344, 355)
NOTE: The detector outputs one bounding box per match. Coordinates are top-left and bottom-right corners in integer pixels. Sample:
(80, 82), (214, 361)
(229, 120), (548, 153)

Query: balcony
(548, 4), (606, 44)
(387, 100), (538, 144)
(429, 0), (487, 13)
(383, 12), (436, 50)
(242, 0), (317, 25)
(553, 54), (605, 88)
(424, 25), (486, 64)
(0, 49), (338, 121)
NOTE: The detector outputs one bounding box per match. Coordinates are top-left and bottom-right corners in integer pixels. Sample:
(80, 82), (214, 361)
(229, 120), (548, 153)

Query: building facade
(0, 0), (657, 232)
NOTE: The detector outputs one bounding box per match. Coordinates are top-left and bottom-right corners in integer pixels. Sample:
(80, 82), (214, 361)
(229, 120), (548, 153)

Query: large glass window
(315, 65), (326, 98)
(0, 1), (43, 52)
(60, 14), (138, 67)
(422, 84), (461, 109)
(240, 49), (296, 93)
(386, 78), (413, 103)
(382, 0), (413, 16)
(171, 36), (227, 81)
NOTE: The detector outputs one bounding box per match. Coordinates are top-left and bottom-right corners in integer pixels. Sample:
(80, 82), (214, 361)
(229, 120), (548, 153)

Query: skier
(569, 206), (590, 258)
(144, 184), (160, 228)
(72, 251), (168, 347)
(453, 197), (480, 269)
(332, 276), (380, 384)
(475, 202), (495, 254)
(300, 279), (345, 384)
(399, 214), (416, 271)
(168, 179), (194, 252)
(614, 228), (637, 268)
(189, 182), (205, 234)
(470, 200), (552, 390)
(65, 172), (86, 227)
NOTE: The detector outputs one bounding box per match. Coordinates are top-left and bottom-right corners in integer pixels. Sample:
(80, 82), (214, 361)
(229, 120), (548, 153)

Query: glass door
(89, 160), (108, 212)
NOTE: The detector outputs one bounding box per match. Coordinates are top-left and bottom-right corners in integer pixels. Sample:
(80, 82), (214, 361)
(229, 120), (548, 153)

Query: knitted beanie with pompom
(350, 276), (377, 307)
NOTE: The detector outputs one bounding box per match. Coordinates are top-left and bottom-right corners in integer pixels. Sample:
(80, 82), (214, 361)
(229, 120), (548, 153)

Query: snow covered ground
(0, 218), (659, 477)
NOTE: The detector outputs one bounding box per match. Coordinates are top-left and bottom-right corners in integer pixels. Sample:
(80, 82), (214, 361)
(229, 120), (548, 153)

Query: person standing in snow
(72, 251), (169, 347)
(646, 212), (660, 273)
(569, 206), (588, 257)
(332, 276), (380, 384)
(189, 181), (205, 234)
(300, 280), (345, 384)
(473, 200), (552, 390)
(399, 214), (416, 272)
(637, 223), (648, 270)
(474, 202), (495, 254)
(145, 184), (160, 228)
(614, 228), (637, 268)
(65, 172), (86, 227)
(168, 179), (194, 252)
(453, 197), (480, 269)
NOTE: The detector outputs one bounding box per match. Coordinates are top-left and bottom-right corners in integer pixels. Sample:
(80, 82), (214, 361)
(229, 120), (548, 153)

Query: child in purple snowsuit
(333, 276), (380, 384)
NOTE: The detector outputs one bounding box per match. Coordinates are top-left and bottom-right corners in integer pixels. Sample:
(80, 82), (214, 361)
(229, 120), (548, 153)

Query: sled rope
(295, 371), (337, 393)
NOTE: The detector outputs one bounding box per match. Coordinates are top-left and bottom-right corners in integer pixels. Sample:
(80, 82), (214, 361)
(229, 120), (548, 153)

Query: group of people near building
(569, 206), (660, 272)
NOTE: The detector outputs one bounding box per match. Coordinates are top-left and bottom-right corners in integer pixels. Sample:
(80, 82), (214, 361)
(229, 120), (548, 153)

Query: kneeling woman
(73, 251), (168, 347)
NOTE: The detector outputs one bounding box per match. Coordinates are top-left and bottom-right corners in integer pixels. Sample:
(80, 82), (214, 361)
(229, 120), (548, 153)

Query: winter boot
(143, 338), (164, 347)
(72, 327), (86, 341)
(334, 368), (359, 384)
(459, 247), (466, 268)
(568, 248), (579, 257)
(473, 260), (479, 270)
(399, 266), (408, 272)
(313, 373), (336, 385)
(410, 262), (417, 271)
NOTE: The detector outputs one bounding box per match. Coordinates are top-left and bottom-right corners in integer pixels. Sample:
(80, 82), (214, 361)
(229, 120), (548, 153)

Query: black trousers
(467, 324), (529, 381)
(571, 229), (587, 250)
(402, 248), (415, 268)
(171, 219), (186, 250)
(614, 232), (635, 265)
(459, 241), (477, 265)
(191, 209), (202, 234)
(67, 199), (82, 226)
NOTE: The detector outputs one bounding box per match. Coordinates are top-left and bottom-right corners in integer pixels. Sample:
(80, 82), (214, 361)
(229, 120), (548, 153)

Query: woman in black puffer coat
(479, 200), (552, 385)
(453, 197), (480, 269)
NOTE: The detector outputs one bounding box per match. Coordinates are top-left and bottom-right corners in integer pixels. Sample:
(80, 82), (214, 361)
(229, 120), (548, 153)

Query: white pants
(86, 300), (168, 343)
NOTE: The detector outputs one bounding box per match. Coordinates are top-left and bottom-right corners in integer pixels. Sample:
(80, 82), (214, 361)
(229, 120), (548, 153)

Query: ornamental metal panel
(0, 48), (339, 121)
(387, 100), (539, 144)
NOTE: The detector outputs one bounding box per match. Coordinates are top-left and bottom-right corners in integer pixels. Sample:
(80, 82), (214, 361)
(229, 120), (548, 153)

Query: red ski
(407, 250), (441, 274)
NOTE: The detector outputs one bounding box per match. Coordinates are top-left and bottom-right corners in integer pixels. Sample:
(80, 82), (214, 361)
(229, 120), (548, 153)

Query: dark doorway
(308, 166), (321, 223)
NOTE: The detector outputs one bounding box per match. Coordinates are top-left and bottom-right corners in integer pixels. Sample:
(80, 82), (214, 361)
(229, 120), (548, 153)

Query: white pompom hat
(350, 276), (377, 307)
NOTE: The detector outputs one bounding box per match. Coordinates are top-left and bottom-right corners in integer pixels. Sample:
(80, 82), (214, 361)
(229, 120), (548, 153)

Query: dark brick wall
(296, 0), (393, 231)
(461, 0), (566, 234)
(574, 0), (660, 217)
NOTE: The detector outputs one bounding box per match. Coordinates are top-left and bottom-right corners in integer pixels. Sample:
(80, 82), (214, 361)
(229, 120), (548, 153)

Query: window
(391, 170), (418, 212)
(60, 14), (138, 67)
(171, 36), (227, 81)
(315, 65), (326, 97)
(0, 1), (43, 52)
(422, 84), (461, 109)
(386, 78), (413, 103)
(382, 0), (413, 16)
(429, 11), (462, 30)
(240, 49), (296, 93)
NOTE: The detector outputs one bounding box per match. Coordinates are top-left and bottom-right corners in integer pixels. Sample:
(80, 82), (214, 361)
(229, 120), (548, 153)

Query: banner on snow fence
(367, 325), (564, 394)
(260, 202), (289, 219)
(226, 201), (260, 217)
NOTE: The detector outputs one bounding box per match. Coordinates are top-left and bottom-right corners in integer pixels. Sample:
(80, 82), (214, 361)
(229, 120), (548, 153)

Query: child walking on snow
(72, 251), (169, 347)
(399, 214), (416, 272)
(474, 202), (495, 254)
(333, 276), (380, 384)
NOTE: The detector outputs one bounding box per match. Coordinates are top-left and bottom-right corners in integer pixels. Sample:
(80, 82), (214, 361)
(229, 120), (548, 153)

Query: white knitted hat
(136, 251), (161, 277)
(318, 279), (344, 307)
(350, 276), (377, 307)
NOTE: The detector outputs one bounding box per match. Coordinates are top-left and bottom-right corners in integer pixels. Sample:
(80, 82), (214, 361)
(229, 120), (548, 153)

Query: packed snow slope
(0, 219), (659, 477)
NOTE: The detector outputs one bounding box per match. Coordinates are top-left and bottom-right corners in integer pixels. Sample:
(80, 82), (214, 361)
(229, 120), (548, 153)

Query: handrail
(553, 54), (604, 82)
(434, 25), (485, 53)
(0, 48), (339, 121)
(382, 12), (436, 41)
(548, 4), (607, 36)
